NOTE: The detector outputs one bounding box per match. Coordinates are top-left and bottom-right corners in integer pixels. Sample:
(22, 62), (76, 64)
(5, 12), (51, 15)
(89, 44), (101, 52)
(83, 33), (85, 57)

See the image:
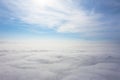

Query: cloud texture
(0, 0), (120, 41)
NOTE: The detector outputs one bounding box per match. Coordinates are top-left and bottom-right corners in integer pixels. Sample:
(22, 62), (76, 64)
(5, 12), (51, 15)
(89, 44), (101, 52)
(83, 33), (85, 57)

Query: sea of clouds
(0, 41), (120, 80)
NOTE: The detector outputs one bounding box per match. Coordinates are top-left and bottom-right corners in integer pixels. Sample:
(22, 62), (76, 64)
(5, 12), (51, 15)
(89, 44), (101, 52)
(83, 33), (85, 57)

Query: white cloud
(57, 10), (103, 32)
(0, 41), (120, 80)
(3, 0), (104, 33)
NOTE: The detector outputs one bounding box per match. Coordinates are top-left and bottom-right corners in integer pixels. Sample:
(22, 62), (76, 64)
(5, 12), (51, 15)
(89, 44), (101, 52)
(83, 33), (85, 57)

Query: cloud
(0, 41), (120, 80)
(1, 0), (103, 32)
(1, 0), (120, 41)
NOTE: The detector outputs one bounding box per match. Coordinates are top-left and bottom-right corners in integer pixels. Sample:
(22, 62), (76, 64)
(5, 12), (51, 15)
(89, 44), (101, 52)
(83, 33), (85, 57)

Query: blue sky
(0, 0), (120, 41)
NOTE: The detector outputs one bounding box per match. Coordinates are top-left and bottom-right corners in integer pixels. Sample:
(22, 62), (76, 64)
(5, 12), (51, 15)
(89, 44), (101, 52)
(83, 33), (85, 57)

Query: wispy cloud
(1, 0), (103, 31)
(0, 0), (120, 41)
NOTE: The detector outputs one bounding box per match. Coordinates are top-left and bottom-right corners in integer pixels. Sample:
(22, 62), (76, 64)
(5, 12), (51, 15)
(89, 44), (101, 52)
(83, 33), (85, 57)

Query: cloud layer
(0, 41), (120, 80)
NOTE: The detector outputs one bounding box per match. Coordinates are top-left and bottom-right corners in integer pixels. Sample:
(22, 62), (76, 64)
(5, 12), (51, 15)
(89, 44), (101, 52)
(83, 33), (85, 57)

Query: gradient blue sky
(0, 0), (120, 41)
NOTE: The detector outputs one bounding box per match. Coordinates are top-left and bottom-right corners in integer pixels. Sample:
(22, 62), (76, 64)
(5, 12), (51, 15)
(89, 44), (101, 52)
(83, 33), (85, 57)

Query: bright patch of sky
(0, 0), (120, 42)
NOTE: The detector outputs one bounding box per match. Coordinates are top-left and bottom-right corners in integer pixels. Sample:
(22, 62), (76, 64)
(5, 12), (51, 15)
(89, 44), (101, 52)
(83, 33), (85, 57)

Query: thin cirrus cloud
(1, 0), (103, 32)
(0, 0), (120, 41)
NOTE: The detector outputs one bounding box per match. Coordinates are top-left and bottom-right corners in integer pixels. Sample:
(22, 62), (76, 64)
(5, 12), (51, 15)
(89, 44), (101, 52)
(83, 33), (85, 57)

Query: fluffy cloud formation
(0, 41), (120, 80)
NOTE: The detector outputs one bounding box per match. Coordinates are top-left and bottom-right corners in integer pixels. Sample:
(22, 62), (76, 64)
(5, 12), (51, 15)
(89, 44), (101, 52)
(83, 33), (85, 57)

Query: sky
(0, 0), (120, 42)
